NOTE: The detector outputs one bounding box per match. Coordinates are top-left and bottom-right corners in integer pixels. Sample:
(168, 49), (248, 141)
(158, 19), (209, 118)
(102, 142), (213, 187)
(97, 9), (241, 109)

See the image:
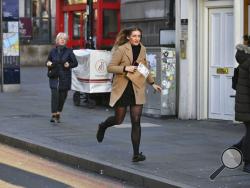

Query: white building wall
(178, 0), (197, 119)
(234, 0), (244, 46)
(178, 0), (244, 120)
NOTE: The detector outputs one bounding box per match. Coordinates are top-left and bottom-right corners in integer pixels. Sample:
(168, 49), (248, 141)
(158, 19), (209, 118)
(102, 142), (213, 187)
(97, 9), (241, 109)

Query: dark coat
(235, 44), (250, 122)
(47, 46), (78, 90)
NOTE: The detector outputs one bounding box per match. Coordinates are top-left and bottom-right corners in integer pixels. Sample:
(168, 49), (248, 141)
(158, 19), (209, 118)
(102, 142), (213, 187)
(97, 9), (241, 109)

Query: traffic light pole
(86, 0), (94, 49)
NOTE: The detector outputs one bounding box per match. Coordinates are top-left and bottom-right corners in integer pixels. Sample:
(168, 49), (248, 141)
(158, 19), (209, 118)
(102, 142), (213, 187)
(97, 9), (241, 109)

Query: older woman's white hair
(55, 32), (68, 44)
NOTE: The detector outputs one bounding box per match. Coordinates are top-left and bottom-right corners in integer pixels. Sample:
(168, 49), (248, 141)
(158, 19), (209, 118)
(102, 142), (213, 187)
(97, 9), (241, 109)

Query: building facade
(19, 0), (120, 66)
(121, 0), (175, 46)
(18, 0), (250, 120)
(19, 0), (55, 66)
(121, 0), (249, 120)
(176, 0), (247, 120)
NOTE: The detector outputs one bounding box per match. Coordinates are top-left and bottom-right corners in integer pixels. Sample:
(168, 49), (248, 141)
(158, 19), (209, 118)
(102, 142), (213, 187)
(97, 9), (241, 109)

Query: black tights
(101, 105), (143, 156)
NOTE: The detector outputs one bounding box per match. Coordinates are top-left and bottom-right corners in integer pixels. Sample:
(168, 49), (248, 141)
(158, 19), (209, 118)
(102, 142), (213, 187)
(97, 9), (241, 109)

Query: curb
(0, 133), (192, 188)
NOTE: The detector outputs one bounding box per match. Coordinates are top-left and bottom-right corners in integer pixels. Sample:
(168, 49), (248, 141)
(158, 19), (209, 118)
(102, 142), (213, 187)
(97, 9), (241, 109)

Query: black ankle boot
(50, 115), (56, 123)
(96, 123), (107, 143)
(96, 117), (115, 143)
(132, 152), (146, 162)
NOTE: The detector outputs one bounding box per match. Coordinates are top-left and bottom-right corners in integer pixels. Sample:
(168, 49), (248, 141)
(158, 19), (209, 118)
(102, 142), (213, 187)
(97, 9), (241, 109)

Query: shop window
(244, 0), (250, 37)
(64, 0), (86, 4)
(165, 0), (175, 29)
(73, 12), (81, 39)
(103, 10), (118, 39)
(64, 0), (97, 5)
(64, 13), (69, 36)
(22, 0), (51, 44)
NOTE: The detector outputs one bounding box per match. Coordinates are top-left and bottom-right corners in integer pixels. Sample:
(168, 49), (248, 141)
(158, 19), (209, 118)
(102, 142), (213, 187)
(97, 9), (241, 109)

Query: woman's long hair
(114, 27), (142, 47)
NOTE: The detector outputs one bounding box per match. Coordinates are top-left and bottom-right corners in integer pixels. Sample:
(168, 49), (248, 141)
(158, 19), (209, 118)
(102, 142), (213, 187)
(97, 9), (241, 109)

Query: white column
(197, 0), (208, 120)
(178, 0), (197, 119)
(234, 0), (244, 47)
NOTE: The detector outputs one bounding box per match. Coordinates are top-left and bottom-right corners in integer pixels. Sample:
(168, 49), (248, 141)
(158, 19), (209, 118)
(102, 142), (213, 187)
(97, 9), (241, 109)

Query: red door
(56, 0), (120, 49)
(64, 11), (86, 49)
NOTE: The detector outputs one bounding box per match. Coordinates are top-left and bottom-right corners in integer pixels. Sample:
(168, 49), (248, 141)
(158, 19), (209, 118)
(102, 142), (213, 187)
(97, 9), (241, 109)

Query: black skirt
(115, 81), (136, 107)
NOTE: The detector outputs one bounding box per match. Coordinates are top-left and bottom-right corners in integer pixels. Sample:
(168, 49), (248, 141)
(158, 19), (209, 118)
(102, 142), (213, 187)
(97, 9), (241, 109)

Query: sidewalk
(0, 67), (249, 188)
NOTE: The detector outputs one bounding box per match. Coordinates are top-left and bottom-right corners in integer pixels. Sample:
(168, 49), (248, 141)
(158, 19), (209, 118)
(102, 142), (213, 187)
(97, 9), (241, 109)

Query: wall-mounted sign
(3, 0), (19, 21)
(2, 0), (20, 87)
(181, 19), (188, 40)
(159, 29), (175, 46)
(8, 21), (19, 33)
(3, 33), (19, 56)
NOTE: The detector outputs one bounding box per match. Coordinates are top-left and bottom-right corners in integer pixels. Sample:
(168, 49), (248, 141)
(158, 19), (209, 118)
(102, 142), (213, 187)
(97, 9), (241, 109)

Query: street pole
(0, 0), (3, 92)
(86, 0), (94, 49)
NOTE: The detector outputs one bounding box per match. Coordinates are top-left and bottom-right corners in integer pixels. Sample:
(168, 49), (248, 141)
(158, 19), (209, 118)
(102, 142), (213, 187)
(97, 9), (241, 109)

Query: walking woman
(46, 32), (78, 123)
(234, 43), (250, 173)
(96, 27), (161, 162)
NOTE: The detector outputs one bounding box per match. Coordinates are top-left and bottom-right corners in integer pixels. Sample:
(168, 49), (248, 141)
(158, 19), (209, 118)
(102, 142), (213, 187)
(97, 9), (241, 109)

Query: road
(0, 143), (138, 188)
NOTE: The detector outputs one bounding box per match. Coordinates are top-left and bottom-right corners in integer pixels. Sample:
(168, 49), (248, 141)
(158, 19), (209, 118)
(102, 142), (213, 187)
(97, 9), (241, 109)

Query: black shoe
(243, 163), (250, 173)
(50, 115), (56, 123)
(132, 152), (146, 162)
(96, 124), (106, 143)
(56, 114), (61, 123)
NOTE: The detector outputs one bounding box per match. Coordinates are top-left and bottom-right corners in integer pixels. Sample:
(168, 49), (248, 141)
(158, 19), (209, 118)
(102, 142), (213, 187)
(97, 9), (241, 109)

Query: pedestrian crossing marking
(114, 123), (161, 128)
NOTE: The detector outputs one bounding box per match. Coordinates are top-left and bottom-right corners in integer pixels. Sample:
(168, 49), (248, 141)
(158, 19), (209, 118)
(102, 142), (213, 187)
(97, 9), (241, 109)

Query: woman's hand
(152, 84), (162, 93)
(125, 66), (137, 73)
(64, 62), (69, 68)
(47, 61), (52, 67)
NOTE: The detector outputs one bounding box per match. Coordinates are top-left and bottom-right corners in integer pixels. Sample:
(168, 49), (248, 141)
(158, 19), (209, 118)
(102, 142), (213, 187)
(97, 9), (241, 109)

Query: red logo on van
(95, 59), (106, 73)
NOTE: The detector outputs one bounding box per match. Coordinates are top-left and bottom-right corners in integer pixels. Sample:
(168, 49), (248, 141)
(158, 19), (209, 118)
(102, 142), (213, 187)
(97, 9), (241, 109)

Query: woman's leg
(243, 122), (250, 172)
(130, 105), (144, 161)
(96, 106), (127, 142)
(50, 89), (58, 122)
(57, 90), (68, 112)
(56, 90), (68, 122)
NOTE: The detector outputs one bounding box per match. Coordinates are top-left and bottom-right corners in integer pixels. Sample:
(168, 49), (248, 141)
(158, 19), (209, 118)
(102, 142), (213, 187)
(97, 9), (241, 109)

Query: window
(22, 0), (52, 44)
(64, 0), (97, 5)
(103, 10), (118, 39)
(64, 0), (86, 5)
(244, 0), (250, 37)
(73, 12), (81, 39)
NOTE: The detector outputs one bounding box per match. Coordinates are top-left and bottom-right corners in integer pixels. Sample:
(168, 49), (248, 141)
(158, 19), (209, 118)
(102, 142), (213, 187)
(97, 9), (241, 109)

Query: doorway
(64, 11), (86, 49)
(208, 8), (235, 120)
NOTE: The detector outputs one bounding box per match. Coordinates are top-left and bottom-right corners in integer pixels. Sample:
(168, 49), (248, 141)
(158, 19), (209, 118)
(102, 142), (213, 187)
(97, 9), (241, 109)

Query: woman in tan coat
(96, 27), (161, 162)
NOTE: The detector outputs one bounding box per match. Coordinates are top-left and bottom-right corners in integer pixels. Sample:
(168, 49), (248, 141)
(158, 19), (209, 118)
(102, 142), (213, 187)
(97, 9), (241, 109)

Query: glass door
(64, 11), (86, 49)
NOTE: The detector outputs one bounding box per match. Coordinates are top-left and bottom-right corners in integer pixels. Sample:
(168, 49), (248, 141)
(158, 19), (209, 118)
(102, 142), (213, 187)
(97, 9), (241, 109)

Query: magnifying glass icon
(210, 147), (242, 180)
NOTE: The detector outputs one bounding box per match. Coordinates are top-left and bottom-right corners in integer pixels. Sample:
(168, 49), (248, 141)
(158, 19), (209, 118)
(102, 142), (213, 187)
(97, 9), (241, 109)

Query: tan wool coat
(108, 42), (154, 107)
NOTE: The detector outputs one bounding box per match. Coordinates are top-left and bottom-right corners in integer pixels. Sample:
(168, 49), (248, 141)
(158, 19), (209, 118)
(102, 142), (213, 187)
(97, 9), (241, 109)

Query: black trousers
(51, 89), (68, 113)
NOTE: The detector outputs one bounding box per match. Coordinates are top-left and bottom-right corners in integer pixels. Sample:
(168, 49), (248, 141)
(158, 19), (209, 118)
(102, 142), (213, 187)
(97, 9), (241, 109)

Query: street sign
(1, 0), (20, 91)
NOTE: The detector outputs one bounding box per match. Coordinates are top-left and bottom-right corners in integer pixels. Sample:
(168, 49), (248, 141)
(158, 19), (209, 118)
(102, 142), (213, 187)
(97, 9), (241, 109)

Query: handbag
(47, 61), (59, 78)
